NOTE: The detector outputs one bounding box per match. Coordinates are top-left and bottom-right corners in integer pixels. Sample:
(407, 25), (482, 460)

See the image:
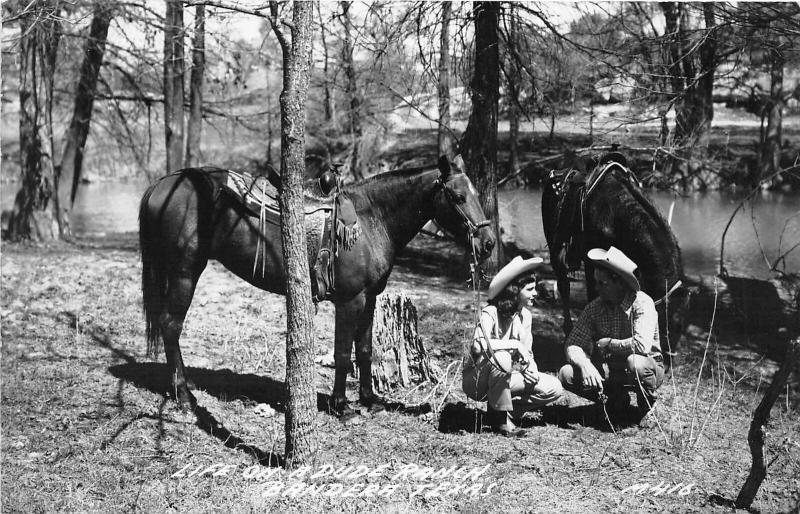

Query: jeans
(558, 354), (665, 404)
(463, 359), (563, 412)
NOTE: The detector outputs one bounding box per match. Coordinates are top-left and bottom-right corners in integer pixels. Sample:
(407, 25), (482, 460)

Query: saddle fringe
(336, 219), (361, 250)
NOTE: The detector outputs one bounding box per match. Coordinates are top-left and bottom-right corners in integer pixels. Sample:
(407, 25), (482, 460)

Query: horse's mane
(612, 168), (673, 237)
(342, 166), (440, 211)
(609, 167), (683, 275)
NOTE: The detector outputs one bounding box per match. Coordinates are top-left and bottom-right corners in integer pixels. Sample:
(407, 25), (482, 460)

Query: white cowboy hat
(488, 256), (544, 300)
(587, 246), (640, 292)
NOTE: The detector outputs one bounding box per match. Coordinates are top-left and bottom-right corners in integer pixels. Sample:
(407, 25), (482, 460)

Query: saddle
(548, 152), (641, 272)
(221, 169), (361, 302)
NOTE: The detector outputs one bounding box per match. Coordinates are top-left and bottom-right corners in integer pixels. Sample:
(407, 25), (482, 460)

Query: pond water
(500, 188), (800, 279)
(1, 179), (149, 235)
(2, 180), (799, 279)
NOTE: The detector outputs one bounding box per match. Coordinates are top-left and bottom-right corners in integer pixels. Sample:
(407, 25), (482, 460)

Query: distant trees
(339, 1), (364, 180)
(185, 4), (205, 167)
(163, 0), (185, 173)
(437, 1), (454, 157)
(57, 2), (114, 238)
(7, 0), (62, 241)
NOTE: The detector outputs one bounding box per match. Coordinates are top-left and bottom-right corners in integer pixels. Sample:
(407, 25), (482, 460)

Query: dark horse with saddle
(139, 155), (495, 415)
(542, 150), (690, 367)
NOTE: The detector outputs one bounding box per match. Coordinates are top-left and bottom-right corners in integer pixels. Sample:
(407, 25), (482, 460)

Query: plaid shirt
(565, 290), (661, 357)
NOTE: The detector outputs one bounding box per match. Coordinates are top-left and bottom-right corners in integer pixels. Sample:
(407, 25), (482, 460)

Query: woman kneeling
(462, 256), (563, 437)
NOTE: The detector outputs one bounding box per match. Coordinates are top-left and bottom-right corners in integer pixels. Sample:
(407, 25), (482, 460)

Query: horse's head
(433, 155), (496, 262)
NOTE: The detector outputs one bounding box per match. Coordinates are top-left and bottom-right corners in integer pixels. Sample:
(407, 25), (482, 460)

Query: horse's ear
(437, 155), (451, 180)
(451, 154), (465, 174)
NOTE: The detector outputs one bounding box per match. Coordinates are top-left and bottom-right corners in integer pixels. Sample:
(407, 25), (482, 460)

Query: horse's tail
(139, 180), (166, 359)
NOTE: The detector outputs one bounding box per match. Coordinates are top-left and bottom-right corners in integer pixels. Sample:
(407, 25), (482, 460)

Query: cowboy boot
(635, 389), (659, 428)
(486, 406), (527, 438)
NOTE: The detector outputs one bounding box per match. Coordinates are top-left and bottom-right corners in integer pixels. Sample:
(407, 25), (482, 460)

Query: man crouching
(558, 246), (665, 427)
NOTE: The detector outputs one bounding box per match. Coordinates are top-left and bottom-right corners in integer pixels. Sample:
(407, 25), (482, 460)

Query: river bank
(1, 233), (798, 512)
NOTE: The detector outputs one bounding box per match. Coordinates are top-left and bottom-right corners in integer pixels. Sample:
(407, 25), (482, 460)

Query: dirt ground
(1, 233), (799, 513)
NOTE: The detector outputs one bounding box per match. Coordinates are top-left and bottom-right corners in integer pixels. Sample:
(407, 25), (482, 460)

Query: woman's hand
(522, 368), (540, 385)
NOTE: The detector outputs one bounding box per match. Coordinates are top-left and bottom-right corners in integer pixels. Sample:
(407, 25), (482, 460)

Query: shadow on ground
(436, 400), (630, 435)
(685, 274), (798, 362)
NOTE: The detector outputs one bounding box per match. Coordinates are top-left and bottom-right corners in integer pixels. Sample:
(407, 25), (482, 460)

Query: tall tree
(163, 0), (185, 173)
(437, 1), (453, 157)
(460, 1), (503, 271)
(340, 1), (363, 180)
(662, 3), (718, 149)
(8, 1), (61, 241)
(505, 2), (521, 175)
(269, 0), (316, 468)
(185, 4), (205, 167)
(317, 2), (336, 126)
(56, 1), (114, 238)
(760, 40), (784, 182)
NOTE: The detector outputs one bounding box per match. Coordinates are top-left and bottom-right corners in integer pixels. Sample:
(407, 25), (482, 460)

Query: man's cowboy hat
(488, 256), (544, 300)
(587, 246), (640, 292)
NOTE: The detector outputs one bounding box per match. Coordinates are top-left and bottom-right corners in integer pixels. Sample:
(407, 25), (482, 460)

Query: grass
(2, 234), (799, 513)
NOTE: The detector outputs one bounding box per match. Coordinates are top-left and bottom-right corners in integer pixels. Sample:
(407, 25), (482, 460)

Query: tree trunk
(340, 1), (363, 181)
(660, 3), (717, 183)
(437, 1), (453, 158)
(185, 4), (205, 167)
(371, 294), (436, 393)
(318, 2), (335, 126)
(735, 337), (799, 509)
(460, 1), (503, 273)
(661, 2), (684, 99)
(759, 44), (784, 184)
(506, 3), (521, 176)
(8, 4), (60, 241)
(163, 0), (185, 173)
(674, 4), (716, 149)
(273, 1), (316, 469)
(56, 3), (113, 238)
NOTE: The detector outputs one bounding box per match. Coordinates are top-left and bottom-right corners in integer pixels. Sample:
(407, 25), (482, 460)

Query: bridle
(436, 174), (492, 237)
(432, 174), (511, 375)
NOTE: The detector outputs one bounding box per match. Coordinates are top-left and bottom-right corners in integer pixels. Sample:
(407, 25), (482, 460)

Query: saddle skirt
(221, 169), (362, 302)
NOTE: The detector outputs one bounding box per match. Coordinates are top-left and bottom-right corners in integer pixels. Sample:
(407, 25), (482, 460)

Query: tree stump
(371, 293), (436, 394)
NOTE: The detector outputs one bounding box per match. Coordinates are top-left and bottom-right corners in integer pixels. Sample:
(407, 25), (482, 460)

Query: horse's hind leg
(331, 296), (362, 414)
(161, 273), (202, 408)
(353, 294), (380, 410)
(331, 293), (381, 414)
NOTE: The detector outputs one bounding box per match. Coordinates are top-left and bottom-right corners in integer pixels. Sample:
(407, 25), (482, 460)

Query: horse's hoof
(327, 397), (348, 417)
(339, 406), (364, 425)
(366, 402), (387, 415)
(175, 390), (197, 411)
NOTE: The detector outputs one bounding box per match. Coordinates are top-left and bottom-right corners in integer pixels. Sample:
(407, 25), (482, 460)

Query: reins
(468, 233), (514, 376)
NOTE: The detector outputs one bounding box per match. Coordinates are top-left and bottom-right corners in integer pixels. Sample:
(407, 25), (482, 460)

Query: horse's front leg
(584, 259), (597, 300)
(331, 295), (364, 414)
(555, 268), (573, 336)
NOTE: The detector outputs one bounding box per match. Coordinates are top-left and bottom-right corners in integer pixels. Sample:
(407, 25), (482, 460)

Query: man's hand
(579, 362), (604, 391)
